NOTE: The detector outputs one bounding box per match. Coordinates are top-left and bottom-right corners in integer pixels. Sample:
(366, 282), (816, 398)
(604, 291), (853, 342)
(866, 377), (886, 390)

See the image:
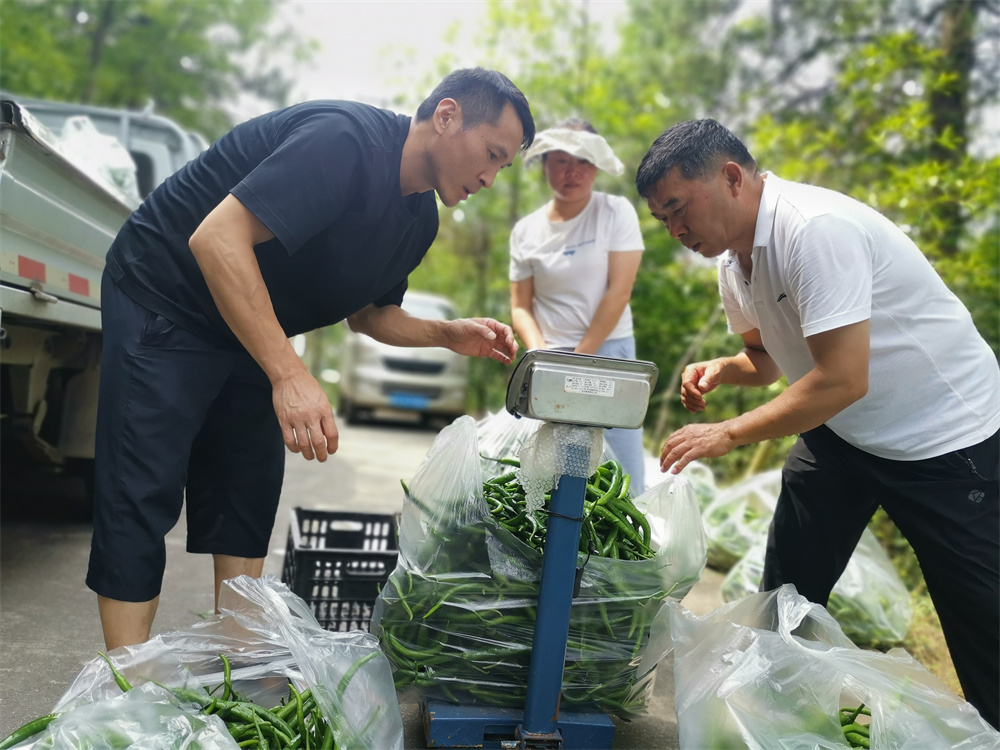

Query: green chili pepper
(98, 651), (133, 693)
(337, 650), (381, 700)
(0, 713), (59, 750)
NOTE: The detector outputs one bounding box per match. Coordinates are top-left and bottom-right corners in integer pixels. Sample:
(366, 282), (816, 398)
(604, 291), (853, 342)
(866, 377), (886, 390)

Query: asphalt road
(0, 415), (722, 748)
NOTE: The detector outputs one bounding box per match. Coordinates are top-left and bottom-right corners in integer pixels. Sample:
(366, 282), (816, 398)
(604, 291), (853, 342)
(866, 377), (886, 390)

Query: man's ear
(433, 98), (460, 135)
(722, 161), (744, 196)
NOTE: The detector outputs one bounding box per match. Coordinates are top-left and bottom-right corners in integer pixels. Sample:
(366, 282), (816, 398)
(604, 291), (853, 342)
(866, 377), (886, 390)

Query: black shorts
(86, 274), (285, 602)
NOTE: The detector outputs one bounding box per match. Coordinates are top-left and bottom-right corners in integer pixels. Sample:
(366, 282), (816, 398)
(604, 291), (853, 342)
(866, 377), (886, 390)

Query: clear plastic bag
(477, 409), (541, 477)
(59, 115), (141, 204)
(372, 416), (707, 718)
(669, 584), (1000, 749)
(721, 532), (912, 649)
(16, 576), (403, 750)
(21, 683), (237, 749)
(702, 469), (780, 571)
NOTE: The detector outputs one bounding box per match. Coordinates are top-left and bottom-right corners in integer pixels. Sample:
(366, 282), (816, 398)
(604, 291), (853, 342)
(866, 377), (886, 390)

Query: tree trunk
(928, 0), (977, 256)
(79, 0), (118, 103)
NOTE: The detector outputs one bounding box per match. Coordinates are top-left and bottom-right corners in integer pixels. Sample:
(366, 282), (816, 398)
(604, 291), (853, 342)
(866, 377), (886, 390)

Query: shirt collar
(752, 171), (778, 249)
(723, 171), (777, 269)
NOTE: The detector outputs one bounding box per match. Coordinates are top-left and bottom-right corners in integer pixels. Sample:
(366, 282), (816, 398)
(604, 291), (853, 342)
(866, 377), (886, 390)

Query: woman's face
(544, 150), (598, 203)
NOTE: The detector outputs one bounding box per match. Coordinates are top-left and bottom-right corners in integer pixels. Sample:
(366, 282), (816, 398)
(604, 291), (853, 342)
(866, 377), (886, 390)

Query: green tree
(614, 0), (999, 478)
(0, 0), (314, 138)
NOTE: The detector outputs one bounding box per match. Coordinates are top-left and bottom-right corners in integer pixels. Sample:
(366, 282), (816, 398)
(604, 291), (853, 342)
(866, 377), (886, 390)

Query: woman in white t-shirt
(509, 118), (647, 490)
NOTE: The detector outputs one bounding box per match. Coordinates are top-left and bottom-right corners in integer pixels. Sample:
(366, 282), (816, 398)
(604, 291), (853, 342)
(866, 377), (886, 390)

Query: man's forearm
(722, 366), (865, 446)
(349, 304), (445, 347)
(190, 229), (303, 385)
(718, 348), (783, 388)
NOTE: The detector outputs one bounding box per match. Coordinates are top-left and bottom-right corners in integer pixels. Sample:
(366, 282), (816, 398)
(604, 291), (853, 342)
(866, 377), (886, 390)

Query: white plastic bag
(702, 469), (780, 571)
(669, 584), (1000, 749)
(20, 683), (237, 749)
(20, 576), (403, 750)
(60, 115), (141, 204)
(476, 409), (541, 476)
(721, 529), (912, 647)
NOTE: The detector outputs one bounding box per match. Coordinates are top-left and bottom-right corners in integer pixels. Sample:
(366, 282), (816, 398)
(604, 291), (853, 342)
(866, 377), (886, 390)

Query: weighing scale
(423, 350), (658, 749)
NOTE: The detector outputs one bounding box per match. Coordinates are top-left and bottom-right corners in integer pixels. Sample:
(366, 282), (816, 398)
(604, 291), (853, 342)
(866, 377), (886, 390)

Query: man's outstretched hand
(660, 422), (735, 475)
(444, 318), (519, 364)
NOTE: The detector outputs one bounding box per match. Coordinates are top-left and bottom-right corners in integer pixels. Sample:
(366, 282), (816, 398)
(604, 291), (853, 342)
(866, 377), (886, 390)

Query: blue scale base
(422, 701), (616, 749)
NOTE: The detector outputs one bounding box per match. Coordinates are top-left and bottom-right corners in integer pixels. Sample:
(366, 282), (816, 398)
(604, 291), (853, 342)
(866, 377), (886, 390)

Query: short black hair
(635, 119), (757, 198)
(415, 68), (535, 151)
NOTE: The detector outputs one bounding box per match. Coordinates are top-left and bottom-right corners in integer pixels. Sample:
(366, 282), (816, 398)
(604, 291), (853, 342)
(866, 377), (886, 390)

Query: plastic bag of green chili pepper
(701, 469), (780, 571)
(476, 409), (542, 476)
(4, 682), (238, 749)
(667, 584), (1000, 748)
(372, 416), (707, 719)
(13, 576), (403, 750)
(721, 529), (912, 649)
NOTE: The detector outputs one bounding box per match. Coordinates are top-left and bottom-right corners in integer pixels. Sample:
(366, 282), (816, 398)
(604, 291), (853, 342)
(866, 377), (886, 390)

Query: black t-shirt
(106, 101), (439, 348)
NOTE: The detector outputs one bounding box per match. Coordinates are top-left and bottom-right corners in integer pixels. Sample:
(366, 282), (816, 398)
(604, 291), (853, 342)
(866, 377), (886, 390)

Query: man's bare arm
(188, 194), (338, 461)
(349, 303), (518, 363)
(680, 328), (783, 412)
(663, 321), (870, 473)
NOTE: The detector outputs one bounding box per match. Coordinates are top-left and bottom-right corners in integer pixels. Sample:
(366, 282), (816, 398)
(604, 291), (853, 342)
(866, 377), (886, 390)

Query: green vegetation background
(4, 0), (997, 697)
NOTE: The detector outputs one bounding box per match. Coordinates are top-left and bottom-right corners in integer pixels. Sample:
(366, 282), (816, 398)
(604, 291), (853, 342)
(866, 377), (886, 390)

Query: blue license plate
(389, 392), (430, 410)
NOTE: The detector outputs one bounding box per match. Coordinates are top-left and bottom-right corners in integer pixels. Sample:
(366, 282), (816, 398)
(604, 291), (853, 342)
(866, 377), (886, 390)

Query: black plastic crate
(281, 507), (399, 632)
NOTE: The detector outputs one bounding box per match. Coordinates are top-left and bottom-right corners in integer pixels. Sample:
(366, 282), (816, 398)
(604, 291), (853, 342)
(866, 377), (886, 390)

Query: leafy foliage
(411, 0), (998, 485)
(0, 0), (314, 138)
(4, 0), (994, 482)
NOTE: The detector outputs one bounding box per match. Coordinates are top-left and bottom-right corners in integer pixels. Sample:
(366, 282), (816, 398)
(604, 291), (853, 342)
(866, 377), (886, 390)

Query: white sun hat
(522, 128), (625, 176)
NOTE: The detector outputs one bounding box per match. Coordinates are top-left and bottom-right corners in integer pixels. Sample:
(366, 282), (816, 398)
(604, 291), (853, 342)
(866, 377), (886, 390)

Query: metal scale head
(505, 350), (659, 430)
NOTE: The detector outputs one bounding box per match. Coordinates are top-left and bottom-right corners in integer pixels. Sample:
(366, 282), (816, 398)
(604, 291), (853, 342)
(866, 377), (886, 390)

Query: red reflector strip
(68, 274), (90, 296)
(18, 256), (46, 282)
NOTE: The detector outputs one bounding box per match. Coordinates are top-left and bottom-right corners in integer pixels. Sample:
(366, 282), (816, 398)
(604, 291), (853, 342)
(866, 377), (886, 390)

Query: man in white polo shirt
(635, 118), (999, 728)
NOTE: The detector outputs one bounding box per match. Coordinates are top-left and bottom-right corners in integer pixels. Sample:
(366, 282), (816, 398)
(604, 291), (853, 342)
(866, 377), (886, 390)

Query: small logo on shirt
(563, 250), (576, 256)
(969, 489), (984, 503)
(776, 293), (787, 302)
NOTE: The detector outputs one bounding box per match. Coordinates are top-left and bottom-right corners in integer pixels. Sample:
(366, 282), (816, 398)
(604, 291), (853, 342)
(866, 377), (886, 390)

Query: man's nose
(668, 219), (685, 240)
(480, 168), (498, 190)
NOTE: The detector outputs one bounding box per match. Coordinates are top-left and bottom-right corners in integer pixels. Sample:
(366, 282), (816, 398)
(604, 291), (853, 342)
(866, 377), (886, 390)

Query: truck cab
(0, 94), (207, 485)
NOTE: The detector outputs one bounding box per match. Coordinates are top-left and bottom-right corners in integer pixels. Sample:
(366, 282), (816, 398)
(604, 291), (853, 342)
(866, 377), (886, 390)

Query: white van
(337, 291), (469, 425)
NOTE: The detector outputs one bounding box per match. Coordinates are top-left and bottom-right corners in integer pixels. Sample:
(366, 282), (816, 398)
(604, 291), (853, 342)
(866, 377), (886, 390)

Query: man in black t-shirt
(87, 68), (535, 650)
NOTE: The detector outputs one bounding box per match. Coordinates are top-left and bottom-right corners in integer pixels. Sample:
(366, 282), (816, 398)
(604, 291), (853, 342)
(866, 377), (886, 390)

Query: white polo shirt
(719, 173), (999, 460)
(509, 192), (644, 348)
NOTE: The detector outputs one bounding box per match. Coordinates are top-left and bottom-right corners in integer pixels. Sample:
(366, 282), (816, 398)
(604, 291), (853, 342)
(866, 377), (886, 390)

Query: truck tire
(340, 397), (362, 425)
(65, 458), (96, 517)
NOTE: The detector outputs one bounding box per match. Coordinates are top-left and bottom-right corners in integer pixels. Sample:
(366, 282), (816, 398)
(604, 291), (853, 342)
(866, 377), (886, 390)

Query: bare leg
(98, 595), (159, 651)
(213, 555), (265, 612)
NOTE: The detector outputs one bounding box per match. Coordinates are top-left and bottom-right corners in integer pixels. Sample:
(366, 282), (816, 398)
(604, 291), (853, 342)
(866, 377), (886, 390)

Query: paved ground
(0, 416), (723, 748)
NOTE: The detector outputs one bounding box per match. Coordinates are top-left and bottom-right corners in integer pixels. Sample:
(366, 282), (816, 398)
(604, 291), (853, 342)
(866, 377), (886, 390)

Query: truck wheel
(64, 458), (96, 517)
(340, 397), (362, 425)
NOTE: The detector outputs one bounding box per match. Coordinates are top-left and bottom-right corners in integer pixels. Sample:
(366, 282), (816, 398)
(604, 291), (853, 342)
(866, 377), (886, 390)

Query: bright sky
(252, 0), (628, 117)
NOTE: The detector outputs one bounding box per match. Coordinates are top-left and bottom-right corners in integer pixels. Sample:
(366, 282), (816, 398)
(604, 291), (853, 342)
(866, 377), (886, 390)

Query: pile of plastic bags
(702, 469), (912, 648)
(667, 584), (1000, 748)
